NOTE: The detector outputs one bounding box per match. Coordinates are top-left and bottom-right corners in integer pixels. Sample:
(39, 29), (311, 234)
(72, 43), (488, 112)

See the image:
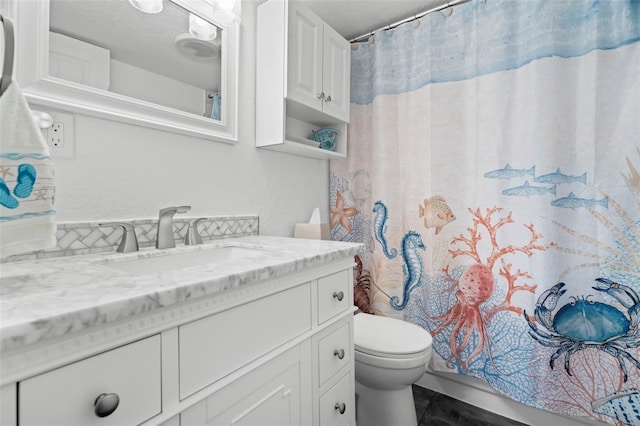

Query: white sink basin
(104, 246), (268, 275)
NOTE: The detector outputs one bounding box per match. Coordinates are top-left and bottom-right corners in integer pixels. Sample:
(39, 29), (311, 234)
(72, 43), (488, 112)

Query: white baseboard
(416, 370), (605, 426)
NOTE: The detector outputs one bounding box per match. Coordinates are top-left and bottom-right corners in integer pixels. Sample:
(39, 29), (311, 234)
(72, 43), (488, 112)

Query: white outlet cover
(41, 111), (75, 159)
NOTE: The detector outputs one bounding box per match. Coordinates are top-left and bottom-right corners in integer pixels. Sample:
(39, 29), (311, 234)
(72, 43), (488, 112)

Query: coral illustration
(549, 146), (640, 283)
(425, 206), (546, 371)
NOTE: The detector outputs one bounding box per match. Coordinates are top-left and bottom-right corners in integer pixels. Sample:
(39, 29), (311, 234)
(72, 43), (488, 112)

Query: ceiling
(48, 0), (446, 92)
(305, 0), (444, 41)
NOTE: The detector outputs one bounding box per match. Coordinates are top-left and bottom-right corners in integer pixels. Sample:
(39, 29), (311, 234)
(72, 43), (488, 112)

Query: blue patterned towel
(0, 82), (56, 258)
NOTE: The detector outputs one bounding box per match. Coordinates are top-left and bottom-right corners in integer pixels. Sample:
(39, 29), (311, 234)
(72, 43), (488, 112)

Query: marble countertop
(0, 236), (361, 353)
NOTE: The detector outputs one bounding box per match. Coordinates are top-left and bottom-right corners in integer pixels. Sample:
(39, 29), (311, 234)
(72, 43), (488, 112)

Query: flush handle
(333, 291), (344, 301)
(94, 393), (119, 417)
(334, 402), (346, 415)
(333, 348), (345, 360)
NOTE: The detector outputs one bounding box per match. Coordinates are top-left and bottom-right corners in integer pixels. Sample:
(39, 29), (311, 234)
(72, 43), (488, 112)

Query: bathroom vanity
(0, 236), (360, 425)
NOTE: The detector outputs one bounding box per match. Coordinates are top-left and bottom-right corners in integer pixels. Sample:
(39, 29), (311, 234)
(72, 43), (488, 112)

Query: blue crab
(524, 278), (640, 382)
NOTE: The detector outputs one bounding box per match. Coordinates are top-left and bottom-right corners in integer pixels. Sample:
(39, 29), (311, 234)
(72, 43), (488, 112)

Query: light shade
(189, 14), (217, 41)
(128, 0), (163, 13)
(211, 0), (241, 26)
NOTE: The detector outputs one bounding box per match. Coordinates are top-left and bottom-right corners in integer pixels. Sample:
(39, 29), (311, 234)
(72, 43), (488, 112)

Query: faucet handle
(159, 205), (191, 216)
(99, 222), (139, 253)
(185, 217), (206, 245)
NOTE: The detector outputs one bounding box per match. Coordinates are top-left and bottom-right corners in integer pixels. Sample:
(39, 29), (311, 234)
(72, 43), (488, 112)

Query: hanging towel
(211, 92), (221, 121)
(0, 82), (57, 259)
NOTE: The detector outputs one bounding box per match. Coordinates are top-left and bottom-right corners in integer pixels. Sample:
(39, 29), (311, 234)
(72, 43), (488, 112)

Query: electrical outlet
(48, 122), (64, 148)
(39, 111), (75, 159)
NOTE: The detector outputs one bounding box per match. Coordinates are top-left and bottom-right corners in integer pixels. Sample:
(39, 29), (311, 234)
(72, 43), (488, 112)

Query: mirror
(49, 0), (222, 119)
(5, 0), (239, 143)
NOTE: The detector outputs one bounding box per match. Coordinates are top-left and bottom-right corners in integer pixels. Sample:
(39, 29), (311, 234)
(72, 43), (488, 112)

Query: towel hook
(0, 14), (15, 97)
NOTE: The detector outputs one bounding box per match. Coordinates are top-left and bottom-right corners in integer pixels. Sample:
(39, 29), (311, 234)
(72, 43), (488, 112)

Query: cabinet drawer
(19, 335), (161, 426)
(318, 270), (350, 324)
(319, 373), (353, 426)
(318, 322), (351, 386)
(179, 283), (312, 399)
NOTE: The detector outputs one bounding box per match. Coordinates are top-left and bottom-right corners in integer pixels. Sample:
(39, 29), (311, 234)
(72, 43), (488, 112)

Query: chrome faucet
(99, 222), (139, 253)
(156, 206), (191, 249)
(185, 217), (206, 246)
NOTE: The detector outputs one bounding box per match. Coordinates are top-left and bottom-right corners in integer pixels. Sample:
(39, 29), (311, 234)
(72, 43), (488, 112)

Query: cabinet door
(287, 1), (324, 112)
(180, 344), (311, 426)
(322, 24), (350, 122)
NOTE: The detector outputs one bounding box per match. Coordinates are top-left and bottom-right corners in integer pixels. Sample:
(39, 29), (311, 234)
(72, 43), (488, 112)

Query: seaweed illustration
(549, 147), (640, 283)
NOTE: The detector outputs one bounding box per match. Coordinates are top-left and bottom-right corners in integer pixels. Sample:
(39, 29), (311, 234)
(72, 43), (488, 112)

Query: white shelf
(261, 140), (346, 160)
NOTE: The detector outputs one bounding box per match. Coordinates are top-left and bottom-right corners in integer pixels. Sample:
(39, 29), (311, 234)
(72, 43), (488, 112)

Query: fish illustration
(418, 196), (455, 234)
(591, 388), (640, 425)
(534, 168), (587, 185)
(551, 192), (608, 209)
(484, 164), (535, 179)
(502, 181), (556, 197)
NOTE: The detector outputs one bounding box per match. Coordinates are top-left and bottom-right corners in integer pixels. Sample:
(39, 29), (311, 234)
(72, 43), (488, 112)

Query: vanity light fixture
(189, 13), (217, 40)
(211, 0), (241, 26)
(128, 0), (163, 14)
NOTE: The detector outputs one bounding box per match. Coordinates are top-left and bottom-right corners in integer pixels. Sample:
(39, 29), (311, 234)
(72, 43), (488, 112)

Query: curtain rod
(349, 0), (473, 43)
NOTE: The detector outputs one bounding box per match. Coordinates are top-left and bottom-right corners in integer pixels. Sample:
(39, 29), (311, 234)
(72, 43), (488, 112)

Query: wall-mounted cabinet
(287, 2), (350, 123)
(256, 0), (350, 160)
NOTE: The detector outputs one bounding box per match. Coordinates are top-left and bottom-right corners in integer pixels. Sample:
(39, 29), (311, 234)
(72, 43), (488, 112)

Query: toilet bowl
(354, 313), (432, 426)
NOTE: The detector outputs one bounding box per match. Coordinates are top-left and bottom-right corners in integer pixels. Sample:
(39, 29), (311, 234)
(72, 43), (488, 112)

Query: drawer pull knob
(333, 291), (344, 301)
(334, 348), (345, 359)
(334, 402), (346, 415)
(94, 393), (120, 417)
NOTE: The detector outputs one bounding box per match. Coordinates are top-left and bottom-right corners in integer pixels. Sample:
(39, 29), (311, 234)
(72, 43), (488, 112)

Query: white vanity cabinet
(256, 0), (351, 160)
(1, 255), (357, 426)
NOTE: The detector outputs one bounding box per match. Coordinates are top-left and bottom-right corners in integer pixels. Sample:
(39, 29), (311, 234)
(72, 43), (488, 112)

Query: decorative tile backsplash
(2, 215), (259, 262)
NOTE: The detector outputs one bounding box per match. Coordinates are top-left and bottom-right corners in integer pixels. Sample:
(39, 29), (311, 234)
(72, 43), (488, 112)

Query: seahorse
(372, 201), (397, 259)
(390, 231), (426, 310)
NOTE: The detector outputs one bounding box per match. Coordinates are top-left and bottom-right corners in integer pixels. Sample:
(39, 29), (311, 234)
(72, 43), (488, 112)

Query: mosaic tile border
(2, 215), (259, 262)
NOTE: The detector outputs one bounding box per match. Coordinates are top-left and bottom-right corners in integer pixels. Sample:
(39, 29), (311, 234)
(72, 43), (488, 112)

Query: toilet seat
(354, 313), (432, 359)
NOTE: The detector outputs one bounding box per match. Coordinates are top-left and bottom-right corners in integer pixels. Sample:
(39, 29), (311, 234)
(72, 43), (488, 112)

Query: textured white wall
(34, 2), (330, 237)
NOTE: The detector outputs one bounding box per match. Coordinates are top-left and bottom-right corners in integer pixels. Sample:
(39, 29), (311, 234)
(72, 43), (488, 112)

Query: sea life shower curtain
(330, 1), (640, 424)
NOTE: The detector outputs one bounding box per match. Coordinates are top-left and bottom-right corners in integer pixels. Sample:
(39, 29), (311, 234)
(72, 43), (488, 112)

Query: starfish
(33, 189), (47, 200)
(331, 191), (358, 233)
(0, 167), (14, 179)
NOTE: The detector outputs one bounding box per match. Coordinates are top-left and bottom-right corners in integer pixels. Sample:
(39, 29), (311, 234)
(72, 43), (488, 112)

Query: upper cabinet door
(287, 2), (324, 112)
(322, 24), (350, 123)
(287, 2), (349, 123)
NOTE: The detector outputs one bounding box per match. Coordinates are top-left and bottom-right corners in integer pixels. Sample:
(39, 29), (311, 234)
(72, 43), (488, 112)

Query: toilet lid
(354, 314), (432, 357)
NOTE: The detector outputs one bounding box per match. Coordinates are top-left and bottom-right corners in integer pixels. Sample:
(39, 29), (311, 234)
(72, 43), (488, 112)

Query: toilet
(353, 313), (433, 426)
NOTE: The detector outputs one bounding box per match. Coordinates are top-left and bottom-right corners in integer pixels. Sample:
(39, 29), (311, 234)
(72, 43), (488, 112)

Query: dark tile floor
(413, 385), (528, 426)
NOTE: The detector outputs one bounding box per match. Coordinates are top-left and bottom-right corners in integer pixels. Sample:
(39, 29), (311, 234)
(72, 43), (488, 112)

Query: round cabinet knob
(317, 92), (325, 99)
(334, 402), (346, 415)
(333, 291), (344, 301)
(325, 95), (332, 103)
(94, 393), (120, 418)
(333, 348), (345, 359)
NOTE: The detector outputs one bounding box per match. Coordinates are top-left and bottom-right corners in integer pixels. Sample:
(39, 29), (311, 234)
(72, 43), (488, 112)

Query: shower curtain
(330, 0), (640, 424)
